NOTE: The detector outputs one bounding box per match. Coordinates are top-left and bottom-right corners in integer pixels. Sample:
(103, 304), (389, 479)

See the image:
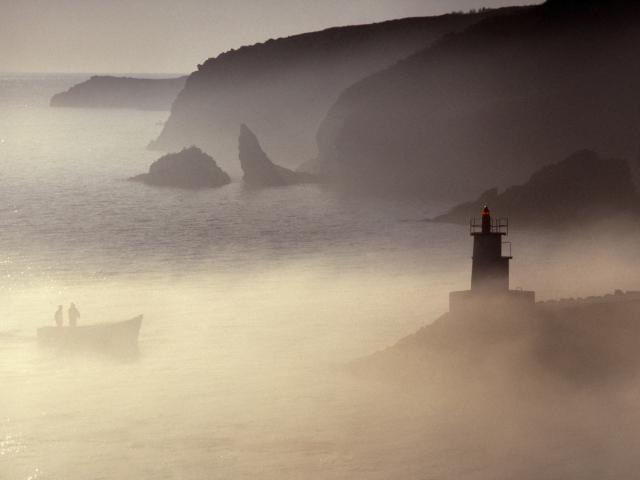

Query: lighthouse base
(449, 289), (535, 317)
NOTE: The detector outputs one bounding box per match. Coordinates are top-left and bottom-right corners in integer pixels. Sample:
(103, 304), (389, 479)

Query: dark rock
(130, 147), (230, 189)
(432, 150), (639, 226)
(238, 125), (318, 187)
(51, 76), (186, 111)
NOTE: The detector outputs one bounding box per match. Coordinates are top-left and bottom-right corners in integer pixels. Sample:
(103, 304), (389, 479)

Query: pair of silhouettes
(54, 303), (80, 327)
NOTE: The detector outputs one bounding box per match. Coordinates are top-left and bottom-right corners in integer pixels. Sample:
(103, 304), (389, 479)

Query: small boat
(37, 315), (142, 355)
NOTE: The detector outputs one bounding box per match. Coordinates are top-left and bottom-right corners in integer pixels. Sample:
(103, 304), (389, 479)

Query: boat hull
(37, 315), (142, 355)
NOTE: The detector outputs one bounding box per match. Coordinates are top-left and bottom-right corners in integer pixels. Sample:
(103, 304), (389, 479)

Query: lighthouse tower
(449, 206), (535, 315)
(470, 206), (511, 292)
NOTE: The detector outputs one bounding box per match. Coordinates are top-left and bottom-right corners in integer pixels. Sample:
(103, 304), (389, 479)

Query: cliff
(149, 10), (503, 174)
(315, 0), (640, 199)
(432, 150), (639, 227)
(239, 125), (318, 187)
(130, 146), (230, 189)
(50, 75), (187, 111)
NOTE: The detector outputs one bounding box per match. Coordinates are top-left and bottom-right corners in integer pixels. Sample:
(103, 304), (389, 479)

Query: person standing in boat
(54, 305), (63, 327)
(68, 303), (80, 327)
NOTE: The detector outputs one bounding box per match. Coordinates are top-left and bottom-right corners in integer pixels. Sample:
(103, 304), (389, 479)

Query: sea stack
(130, 147), (231, 189)
(238, 124), (318, 187)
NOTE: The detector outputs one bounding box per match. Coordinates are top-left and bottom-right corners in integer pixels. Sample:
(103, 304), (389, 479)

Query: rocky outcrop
(130, 147), (230, 189)
(315, 0), (640, 199)
(432, 150), (639, 226)
(51, 76), (186, 111)
(239, 125), (317, 187)
(149, 10), (501, 174)
(348, 288), (640, 478)
(352, 290), (640, 387)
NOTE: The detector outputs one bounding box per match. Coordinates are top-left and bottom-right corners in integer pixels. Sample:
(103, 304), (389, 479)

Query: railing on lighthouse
(469, 216), (509, 235)
(470, 211), (511, 259)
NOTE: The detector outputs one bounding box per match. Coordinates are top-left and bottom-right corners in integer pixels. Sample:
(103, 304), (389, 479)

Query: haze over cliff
(315, 0), (640, 199)
(150, 10), (503, 174)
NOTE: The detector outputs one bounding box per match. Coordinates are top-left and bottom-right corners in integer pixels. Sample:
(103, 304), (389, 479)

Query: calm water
(3, 74), (640, 480)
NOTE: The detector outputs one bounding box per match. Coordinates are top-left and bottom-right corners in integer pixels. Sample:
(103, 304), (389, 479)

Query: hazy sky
(1, 0), (538, 74)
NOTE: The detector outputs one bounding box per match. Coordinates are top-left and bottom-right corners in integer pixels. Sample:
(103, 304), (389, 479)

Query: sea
(3, 73), (640, 480)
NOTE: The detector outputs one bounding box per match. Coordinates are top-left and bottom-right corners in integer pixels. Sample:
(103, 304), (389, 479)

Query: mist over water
(4, 75), (640, 479)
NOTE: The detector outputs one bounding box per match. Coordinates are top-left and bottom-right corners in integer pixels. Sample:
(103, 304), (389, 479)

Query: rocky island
(238, 125), (318, 187)
(130, 147), (230, 189)
(432, 150), (639, 227)
(51, 75), (187, 111)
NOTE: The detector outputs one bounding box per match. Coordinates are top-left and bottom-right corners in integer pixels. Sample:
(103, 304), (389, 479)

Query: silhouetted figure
(54, 305), (63, 327)
(68, 303), (80, 327)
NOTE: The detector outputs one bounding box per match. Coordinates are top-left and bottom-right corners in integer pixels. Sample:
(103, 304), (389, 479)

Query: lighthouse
(449, 206), (535, 315)
(470, 206), (511, 292)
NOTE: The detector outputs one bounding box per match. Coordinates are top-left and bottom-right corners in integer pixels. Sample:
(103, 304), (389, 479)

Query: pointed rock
(238, 124), (318, 187)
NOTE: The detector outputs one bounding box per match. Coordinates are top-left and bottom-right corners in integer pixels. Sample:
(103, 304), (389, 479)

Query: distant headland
(50, 75), (187, 111)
